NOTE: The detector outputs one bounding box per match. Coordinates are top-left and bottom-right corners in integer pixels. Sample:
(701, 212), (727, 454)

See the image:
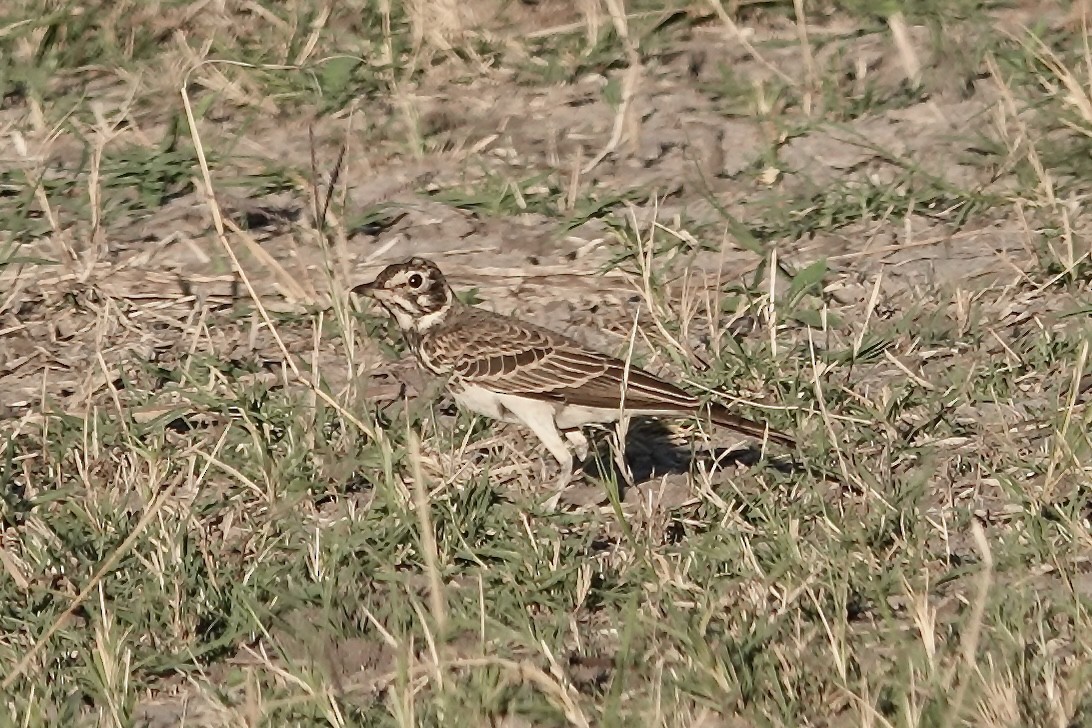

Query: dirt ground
(1, 0), (1091, 726)
(3, 3), (1079, 432)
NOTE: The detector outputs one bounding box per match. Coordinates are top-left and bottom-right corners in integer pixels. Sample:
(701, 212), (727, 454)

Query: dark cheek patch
(418, 292), (447, 313)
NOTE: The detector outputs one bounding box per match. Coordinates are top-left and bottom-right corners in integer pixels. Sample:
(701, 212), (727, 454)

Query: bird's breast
(408, 333), (452, 376)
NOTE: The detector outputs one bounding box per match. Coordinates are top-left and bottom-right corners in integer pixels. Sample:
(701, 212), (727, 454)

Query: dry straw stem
(179, 61), (383, 449)
(1, 431), (229, 690)
(940, 520), (995, 728)
(807, 327), (852, 485)
(406, 0), (469, 53)
(608, 299), (644, 498)
(706, 0), (794, 85)
(616, 215), (803, 420)
(583, 0), (643, 174)
(256, 655), (591, 726)
(887, 11), (922, 87)
(1016, 22), (1092, 137)
(1040, 338), (1090, 505)
(523, 6), (673, 42)
(985, 49), (1058, 208)
(986, 49), (1091, 282)
(792, 0), (818, 92)
(577, 0), (603, 50)
(625, 203), (693, 364)
(405, 420), (449, 638)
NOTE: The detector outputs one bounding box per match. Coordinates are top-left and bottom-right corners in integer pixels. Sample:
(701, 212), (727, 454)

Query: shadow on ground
(575, 418), (797, 497)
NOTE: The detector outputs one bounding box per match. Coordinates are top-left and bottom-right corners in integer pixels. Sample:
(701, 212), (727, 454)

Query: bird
(354, 256), (794, 486)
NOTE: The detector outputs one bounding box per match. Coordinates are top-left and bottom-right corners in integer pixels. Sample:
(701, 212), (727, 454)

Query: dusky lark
(355, 257), (794, 485)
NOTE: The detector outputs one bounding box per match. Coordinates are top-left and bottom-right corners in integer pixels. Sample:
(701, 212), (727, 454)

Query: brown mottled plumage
(355, 257), (793, 483)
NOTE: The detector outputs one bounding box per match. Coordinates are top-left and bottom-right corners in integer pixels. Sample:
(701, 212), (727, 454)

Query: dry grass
(1, 0), (1090, 726)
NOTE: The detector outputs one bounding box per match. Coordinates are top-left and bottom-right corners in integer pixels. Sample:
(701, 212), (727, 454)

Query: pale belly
(450, 383), (635, 429)
(450, 383), (523, 422)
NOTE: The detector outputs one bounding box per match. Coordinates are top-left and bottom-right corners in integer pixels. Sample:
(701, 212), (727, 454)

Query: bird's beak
(352, 280), (378, 297)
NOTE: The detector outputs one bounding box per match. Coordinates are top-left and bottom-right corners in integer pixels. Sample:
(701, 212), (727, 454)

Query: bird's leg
(564, 429), (590, 462)
(496, 397), (575, 497)
(398, 375), (449, 427)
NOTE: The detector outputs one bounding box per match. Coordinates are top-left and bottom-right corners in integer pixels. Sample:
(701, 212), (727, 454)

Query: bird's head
(353, 257), (454, 333)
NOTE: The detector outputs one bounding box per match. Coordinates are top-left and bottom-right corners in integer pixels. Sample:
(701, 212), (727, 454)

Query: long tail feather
(707, 402), (795, 448)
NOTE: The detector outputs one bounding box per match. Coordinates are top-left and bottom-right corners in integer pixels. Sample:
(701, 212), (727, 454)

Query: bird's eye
(408, 273), (424, 288)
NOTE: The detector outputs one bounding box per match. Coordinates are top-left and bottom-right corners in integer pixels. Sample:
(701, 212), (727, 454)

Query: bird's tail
(706, 402), (795, 448)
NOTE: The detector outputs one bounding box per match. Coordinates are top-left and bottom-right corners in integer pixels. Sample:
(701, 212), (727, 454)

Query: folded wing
(429, 314), (794, 446)
(438, 321), (700, 411)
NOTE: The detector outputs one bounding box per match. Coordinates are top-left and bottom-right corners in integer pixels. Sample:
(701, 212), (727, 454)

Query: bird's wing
(426, 310), (794, 445)
(429, 317), (699, 411)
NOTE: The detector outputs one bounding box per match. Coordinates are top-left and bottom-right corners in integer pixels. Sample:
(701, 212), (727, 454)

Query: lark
(355, 257), (794, 485)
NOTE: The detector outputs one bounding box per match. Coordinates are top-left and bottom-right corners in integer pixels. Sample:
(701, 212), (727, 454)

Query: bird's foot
(564, 429), (590, 463)
(542, 461), (577, 511)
